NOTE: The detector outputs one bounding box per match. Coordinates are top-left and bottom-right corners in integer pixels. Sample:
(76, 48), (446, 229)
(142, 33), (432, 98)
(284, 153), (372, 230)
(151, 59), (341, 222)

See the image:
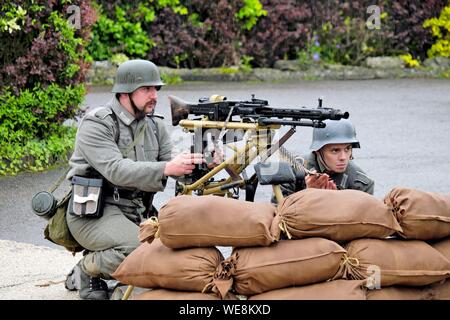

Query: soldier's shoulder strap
(94, 107), (113, 119)
(150, 113), (164, 119)
(146, 114), (161, 140)
(93, 107), (120, 143)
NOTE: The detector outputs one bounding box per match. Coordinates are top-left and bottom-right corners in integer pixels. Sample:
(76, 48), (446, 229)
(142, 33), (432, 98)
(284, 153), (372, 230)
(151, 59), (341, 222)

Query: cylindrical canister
(31, 191), (58, 220)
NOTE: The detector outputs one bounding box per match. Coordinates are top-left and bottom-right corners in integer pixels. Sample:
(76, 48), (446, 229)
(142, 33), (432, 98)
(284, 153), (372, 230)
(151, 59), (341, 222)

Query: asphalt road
(1, 78), (450, 248)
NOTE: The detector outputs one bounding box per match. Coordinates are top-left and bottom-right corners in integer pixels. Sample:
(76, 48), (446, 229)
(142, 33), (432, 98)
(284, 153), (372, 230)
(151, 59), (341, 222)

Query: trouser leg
(66, 203), (141, 279)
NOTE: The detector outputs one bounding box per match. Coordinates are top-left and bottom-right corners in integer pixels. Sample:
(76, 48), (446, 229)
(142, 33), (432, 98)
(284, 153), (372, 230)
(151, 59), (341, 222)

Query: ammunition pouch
(68, 176), (104, 219)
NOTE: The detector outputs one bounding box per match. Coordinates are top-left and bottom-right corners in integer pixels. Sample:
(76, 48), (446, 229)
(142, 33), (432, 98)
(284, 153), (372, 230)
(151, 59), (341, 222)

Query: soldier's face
(132, 86), (158, 113)
(320, 143), (352, 173)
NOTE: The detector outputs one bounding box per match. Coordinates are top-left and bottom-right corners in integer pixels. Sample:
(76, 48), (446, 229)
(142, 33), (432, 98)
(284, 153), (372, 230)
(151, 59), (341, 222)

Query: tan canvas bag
(384, 188), (450, 240)
(249, 280), (367, 300)
(366, 286), (435, 300)
(431, 280), (450, 300)
(132, 288), (237, 300)
(432, 238), (450, 261)
(275, 188), (402, 242)
(337, 238), (450, 287)
(139, 195), (277, 248)
(231, 238), (346, 295)
(112, 239), (223, 292)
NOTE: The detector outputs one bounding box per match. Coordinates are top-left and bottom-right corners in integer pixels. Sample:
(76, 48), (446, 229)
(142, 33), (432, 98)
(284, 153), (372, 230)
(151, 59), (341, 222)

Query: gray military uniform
(279, 152), (374, 198)
(66, 96), (173, 279)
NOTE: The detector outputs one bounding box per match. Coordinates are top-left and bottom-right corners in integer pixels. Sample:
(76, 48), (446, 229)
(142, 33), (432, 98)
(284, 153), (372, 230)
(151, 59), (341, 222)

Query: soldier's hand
(326, 180), (337, 190)
(206, 149), (224, 169)
(164, 152), (205, 176)
(306, 172), (335, 189)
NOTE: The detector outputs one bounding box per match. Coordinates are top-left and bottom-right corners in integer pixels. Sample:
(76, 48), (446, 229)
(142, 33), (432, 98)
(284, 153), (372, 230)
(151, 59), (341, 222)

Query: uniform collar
(109, 96), (136, 126)
(315, 152), (329, 173)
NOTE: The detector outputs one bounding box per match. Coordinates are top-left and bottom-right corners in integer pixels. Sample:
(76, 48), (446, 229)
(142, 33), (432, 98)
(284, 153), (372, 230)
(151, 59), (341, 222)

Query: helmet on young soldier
(111, 59), (165, 93)
(310, 119), (360, 151)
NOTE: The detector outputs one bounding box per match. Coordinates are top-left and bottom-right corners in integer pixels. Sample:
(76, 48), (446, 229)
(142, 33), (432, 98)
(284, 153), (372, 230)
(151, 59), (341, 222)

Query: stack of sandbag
(246, 187), (450, 300)
(233, 188), (395, 300)
(336, 187), (450, 300)
(115, 187), (450, 300)
(114, 195), (277, 299)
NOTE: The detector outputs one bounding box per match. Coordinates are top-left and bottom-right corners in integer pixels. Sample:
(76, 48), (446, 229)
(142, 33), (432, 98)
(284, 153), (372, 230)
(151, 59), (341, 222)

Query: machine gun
(169, 94), (349, 202)
(170, 94), (348, 127)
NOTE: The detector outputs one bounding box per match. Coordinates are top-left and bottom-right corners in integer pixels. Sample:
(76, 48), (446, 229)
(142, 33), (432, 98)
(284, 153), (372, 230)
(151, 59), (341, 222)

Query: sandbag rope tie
(341, 254), (360, 267)
(147, 216), (161, 239)
(278, 218), (292, 239)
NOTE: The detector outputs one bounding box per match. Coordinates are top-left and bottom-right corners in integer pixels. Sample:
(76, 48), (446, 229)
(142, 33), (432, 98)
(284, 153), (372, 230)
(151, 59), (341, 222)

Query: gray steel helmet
(310, 119), (360, 151)
(111, 59), (165, 93)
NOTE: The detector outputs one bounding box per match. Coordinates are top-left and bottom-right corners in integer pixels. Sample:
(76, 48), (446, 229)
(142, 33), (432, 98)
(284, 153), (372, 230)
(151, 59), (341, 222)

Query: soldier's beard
(129, 95), (146, 121)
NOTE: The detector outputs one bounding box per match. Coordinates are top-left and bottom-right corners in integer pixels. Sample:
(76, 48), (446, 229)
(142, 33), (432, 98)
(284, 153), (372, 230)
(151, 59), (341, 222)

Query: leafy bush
(85, 0), (447, 68)
(88, 0), (188, 62)
(86, 3), (152, 60)
(381, 0), (447, 60)
(277, 0), (446, 66)
(151, 0), (246, 68)
(241, 0), (313, 67)
(0, 0), (95, 175)
(88, 0), (267, 68)
(423, 4), (450, 58)
(0, 85), (84, 175)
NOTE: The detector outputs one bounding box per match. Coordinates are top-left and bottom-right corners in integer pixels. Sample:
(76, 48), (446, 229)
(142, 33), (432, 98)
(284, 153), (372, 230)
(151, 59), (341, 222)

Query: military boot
(79, 268), (109, 300)
(64, 264), (81, 291)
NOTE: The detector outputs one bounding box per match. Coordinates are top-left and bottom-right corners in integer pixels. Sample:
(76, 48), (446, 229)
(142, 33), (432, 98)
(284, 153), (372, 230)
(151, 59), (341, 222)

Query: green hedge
(0, 1), (95, 175)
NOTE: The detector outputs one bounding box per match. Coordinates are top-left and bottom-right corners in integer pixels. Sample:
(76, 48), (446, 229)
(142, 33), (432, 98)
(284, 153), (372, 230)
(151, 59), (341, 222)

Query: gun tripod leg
(122, 285), (135, 300)
(272, 185), (284, 204)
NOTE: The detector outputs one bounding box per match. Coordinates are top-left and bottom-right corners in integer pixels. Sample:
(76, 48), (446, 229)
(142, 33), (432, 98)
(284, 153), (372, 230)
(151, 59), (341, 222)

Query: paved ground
(1, 79), (449, 299)
(0, 240), (80, 300)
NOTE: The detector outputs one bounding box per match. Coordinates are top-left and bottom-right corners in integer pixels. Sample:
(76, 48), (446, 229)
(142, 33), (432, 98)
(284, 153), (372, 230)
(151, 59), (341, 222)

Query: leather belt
(104, 188), (144, 200)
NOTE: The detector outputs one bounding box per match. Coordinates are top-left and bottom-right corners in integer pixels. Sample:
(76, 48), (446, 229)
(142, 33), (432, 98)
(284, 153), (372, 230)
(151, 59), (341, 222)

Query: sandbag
(432, 238), (450, 261)
(111, 239), (223, 293)
(249, 280), (366, 300)
(132, 288), (237, 300)
(384, 187), (450, 240)
(338, 238), (450, 287)
(431, 280), (450, 300)
(139, 195), (277, 248)
(231, 238), (346, 295)
(275, 188), (402, 242)
(366, 286), (435, 300)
